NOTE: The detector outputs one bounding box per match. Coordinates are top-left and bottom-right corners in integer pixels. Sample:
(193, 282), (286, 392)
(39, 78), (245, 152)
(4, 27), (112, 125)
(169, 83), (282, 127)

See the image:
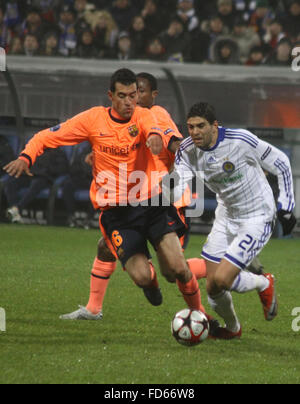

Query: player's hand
(147, 134), (163, 155)
(85, 152), (93, 166)
(278, 209), (297, 236)
(168, 139), (182, 154)
(3, 159), (33, 178)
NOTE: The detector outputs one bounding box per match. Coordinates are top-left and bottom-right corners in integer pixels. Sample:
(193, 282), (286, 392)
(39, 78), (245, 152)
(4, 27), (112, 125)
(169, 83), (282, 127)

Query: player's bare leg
(125, 253), (162, 306)
(156, 232), (202, 311)
(126, 253), (154, 287)
(156, 233), (221, 332)
(158, 255), (207, 285)
(156, 233), (191, 282)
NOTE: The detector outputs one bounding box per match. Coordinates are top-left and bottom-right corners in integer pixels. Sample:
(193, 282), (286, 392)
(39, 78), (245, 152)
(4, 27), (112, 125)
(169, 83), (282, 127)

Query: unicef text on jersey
(0, 47), (6, 72)
(292, 47), (300, 72)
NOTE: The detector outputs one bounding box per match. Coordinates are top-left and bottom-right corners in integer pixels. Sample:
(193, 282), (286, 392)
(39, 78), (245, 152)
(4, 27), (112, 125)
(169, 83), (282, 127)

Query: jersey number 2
(239, 235), (256, 252)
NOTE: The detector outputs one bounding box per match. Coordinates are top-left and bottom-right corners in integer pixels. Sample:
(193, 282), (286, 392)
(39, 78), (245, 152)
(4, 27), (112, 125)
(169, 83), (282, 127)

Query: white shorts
(201, 212), (275, 270)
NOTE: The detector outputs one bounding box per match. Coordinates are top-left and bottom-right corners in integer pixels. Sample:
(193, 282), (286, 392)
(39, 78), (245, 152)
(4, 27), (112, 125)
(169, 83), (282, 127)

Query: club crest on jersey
(222, 161), (235, 174)
(128, 125), (139, 137)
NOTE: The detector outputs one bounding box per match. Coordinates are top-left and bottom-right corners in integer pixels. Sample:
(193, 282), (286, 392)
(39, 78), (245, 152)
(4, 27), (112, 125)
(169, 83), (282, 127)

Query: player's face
(187, 116), (219, 149)
(109, 82), (138, 120)
(137, 78), (157, 109)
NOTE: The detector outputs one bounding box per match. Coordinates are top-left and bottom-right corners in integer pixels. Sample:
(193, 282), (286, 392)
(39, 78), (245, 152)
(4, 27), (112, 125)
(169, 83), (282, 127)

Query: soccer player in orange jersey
(59, 72), (209, 322)
(137, 72), (207, 280)
(4, 68), (202, 321)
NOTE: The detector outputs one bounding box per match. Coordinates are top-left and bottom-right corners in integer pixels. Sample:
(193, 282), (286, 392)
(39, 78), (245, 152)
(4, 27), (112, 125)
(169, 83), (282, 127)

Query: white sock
(208, 291), (240, 333)
(231, 272), (270, 294)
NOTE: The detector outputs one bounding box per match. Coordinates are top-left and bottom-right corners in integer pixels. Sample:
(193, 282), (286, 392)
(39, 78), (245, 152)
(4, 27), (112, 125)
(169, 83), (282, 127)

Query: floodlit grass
(0, 224), (300, 384)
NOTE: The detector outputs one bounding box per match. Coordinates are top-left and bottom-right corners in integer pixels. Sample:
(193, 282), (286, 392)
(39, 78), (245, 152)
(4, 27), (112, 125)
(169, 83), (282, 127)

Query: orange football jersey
(19, 106), (163, 209)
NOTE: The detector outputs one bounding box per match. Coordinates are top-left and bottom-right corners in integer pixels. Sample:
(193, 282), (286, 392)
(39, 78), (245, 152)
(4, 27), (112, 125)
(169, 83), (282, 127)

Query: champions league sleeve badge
(50, 124), (61, 132)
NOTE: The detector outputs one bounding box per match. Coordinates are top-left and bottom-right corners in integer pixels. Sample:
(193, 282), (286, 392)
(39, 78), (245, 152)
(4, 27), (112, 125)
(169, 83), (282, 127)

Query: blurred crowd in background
(0, 0), (299, 66)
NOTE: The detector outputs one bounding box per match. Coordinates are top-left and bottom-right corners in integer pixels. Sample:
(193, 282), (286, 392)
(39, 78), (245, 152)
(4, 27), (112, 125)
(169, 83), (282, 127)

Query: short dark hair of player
(110, 68), (137, 92)
(137, 72), (158, 92)
(187, 102), (217, 125)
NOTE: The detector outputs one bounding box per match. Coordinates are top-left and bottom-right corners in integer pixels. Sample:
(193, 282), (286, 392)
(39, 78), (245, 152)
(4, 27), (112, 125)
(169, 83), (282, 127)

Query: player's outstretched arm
(3, 159), (33, 178)
(168, 139), (182, 154)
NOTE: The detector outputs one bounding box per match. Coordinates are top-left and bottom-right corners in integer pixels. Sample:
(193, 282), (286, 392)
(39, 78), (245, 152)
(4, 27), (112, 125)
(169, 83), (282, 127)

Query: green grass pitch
(0, 224), (300, 384)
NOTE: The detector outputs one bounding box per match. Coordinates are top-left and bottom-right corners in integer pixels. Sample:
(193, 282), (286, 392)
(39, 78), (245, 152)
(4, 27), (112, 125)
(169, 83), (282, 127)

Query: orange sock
(176, 274), (205, 312)
(187, 258), (207, 280)
(86, 258), (117, 314)
(149, 262), (159, 289)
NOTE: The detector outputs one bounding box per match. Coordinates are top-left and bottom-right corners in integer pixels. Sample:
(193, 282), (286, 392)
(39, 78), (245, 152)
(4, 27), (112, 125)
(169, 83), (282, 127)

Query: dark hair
(137, 72), (158, 91)
(250, 45), (264, 55)
(27, 7), (41, 15)
(110, 68), (137, 92)
(270, 17), (283, 26)
(234, 16), (247, 26)
(187, 102), (217, 124)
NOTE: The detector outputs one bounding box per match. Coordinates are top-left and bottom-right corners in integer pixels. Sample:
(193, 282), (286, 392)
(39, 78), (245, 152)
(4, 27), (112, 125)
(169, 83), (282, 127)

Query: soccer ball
(171, 309), (209, 346)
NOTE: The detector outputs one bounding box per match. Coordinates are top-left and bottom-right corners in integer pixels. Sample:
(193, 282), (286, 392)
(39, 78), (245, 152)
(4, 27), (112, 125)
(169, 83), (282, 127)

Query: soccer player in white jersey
(172, 102), (295, 340)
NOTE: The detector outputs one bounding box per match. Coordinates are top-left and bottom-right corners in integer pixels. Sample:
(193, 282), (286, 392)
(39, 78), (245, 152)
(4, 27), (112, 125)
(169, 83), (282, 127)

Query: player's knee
(97, 238), (116, 262)
(133, 271), (152, 288)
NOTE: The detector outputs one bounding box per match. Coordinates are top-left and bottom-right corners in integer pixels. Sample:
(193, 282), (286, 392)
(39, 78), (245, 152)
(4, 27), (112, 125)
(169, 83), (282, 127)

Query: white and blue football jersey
(174, 127), (295, 221)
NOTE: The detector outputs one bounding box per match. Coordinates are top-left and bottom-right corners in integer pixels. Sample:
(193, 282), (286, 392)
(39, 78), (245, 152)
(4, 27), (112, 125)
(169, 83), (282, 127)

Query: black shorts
(167, 205), (191, 250)
(99, 202), (185, 267)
